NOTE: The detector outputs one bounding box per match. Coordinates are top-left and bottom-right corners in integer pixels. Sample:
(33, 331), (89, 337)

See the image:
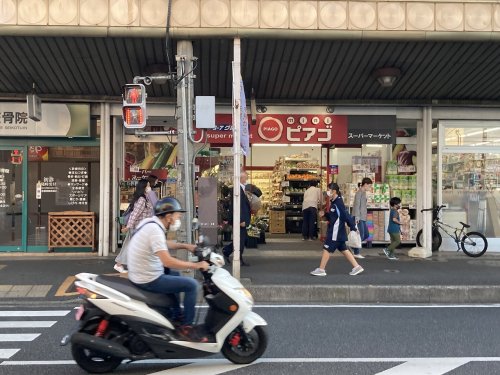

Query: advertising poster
(124, 142), (177, 180)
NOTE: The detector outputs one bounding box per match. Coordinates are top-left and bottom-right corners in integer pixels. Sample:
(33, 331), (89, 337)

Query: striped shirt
(126, 196), (154, 230)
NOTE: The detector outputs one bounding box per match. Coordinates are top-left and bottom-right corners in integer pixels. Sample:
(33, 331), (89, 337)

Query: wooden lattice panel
(48, 211), (95, 252)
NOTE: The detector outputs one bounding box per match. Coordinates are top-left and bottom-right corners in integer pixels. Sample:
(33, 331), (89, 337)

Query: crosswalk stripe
(0, 321), (56, 328)
(149, 359), (250, 375)
(374, 358), (470, 375)
(0, 334), (40, 342)
(0, 310), (70, 317)
(0, 349), (20, 359)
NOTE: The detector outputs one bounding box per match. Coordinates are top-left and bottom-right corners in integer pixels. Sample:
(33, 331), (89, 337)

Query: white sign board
(0, 103), (90, 137)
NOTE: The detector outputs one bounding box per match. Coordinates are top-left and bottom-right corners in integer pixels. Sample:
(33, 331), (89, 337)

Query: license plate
(75, 305), (85, 321)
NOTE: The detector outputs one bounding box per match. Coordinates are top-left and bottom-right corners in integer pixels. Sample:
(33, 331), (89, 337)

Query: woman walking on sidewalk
(114, 179), (154, 273)
(310, 183), (364, 277)
(350, 177), (373, 259)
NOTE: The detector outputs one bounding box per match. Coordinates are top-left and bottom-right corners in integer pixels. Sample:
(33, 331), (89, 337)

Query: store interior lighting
(373, 67), (401, 88)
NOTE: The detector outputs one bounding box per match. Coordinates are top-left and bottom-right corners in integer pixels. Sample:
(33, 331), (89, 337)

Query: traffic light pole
(126, 43), (195, 247)
(176, 41), (195, 247)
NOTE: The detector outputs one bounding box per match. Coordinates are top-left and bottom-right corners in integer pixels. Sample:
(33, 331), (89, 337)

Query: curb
(246, 285), (500, 304)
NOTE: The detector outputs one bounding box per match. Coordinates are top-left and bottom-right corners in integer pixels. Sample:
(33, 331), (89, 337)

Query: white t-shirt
(127, 216), (168, 284)
(302, 186), (322, 211)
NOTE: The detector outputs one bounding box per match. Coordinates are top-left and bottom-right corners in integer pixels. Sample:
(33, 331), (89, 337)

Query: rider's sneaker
(176, 325), (209, 343)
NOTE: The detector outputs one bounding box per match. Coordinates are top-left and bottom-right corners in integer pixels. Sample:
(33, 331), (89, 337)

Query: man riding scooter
(126, 197), (209, 342)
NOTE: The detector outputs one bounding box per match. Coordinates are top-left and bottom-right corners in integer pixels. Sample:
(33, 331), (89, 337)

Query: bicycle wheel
(416, 229), (442, 252)
(461, 231), (488, 257)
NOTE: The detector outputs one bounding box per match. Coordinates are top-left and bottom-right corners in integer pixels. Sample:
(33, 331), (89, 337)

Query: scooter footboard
(242, 311), (267, 333)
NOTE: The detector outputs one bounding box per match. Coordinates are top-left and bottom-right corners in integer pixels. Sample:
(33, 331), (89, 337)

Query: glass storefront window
(27, 146), (100, 247)
(444, 127), (500, 147)
(441, 152), (500, 239)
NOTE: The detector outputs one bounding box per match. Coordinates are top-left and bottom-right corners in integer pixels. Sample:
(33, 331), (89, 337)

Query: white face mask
(145, 186), (152, 193)
(169, 219), (182, 232)
(326, 191), (332, 197)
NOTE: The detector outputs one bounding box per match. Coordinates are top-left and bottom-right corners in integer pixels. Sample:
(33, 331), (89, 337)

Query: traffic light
(122, 84), (147, 128)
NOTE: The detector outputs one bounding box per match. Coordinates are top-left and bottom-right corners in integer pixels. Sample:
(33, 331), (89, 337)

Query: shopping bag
(346, 228), (362, 248)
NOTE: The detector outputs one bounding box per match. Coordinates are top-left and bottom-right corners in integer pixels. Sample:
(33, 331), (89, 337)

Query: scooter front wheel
(221, 326), (268, 364)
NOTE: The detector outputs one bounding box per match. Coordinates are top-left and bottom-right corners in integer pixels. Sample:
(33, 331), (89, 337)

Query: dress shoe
(241, 260), (250, 267)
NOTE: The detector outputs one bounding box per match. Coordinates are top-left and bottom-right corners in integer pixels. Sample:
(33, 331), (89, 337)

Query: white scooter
(65, 247), (268, 373)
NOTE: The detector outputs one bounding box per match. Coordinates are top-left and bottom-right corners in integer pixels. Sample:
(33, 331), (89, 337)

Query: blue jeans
(352, 220), (368, 255)
(134, 270), (198, 325)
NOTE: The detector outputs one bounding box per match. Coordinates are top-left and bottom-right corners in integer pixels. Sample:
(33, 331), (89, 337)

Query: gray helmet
(154, 197), (186, 216)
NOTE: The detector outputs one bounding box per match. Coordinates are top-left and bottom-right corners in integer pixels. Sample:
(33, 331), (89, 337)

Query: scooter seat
(96, 275), (176, 308)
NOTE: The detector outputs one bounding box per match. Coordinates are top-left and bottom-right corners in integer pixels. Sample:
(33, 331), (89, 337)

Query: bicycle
(416, 205), (488, 257)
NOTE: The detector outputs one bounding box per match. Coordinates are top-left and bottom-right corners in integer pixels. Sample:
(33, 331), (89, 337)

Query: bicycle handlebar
(420, 205), (446, 213)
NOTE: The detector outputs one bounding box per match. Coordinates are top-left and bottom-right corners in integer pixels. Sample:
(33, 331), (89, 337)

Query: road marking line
(149, 359), (250, 375)
(0, 310), (70, 317)
(375, 358), (469, 375)
(0, 265), (5, 270)
(0, 349), (20, 359)
(1, 360), (75, 365)
(55, 276), (77, 297)
(3, 357), (500, 366)
(0, 321), (56, 328)
(0, 334), (40, 342)
(252, 304), (500, 308)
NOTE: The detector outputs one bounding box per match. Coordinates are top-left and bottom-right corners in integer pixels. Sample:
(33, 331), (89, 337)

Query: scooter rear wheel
(71, 321), (123, 373)
(221, 326), (268, 364)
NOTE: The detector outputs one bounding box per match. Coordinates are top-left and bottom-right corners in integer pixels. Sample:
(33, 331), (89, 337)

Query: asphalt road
(1, 304), (500, 375)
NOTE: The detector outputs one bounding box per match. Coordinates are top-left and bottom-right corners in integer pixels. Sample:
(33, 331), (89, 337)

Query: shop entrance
(0, 147), (27, 252)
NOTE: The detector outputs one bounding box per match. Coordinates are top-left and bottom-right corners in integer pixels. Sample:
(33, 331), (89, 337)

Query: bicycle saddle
(460, 222), (470, 229)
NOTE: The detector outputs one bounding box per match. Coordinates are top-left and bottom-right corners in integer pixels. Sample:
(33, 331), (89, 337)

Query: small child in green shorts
(384, 197), (401, 260)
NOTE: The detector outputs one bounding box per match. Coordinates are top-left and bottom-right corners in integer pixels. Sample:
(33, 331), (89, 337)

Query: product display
(442, 153), (500, 191)
(268, 153), (321, 233)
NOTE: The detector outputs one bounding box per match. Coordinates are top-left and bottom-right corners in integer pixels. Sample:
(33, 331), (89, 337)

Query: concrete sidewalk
(0, 234), (499, 304)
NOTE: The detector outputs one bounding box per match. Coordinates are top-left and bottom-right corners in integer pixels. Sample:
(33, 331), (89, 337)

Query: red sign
(198, 114), (348, 145)
(252, 114), (347, 144)
(28, 146), (49, 161)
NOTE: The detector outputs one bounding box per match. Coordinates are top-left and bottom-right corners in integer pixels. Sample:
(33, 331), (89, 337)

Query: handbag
(346, 227), (362, 248)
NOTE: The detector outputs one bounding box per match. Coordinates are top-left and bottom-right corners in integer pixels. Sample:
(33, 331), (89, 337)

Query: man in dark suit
(223, 169), (252, 266)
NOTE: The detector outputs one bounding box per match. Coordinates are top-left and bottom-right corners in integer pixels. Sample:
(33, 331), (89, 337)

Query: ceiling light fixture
(373, 67), (401, 88)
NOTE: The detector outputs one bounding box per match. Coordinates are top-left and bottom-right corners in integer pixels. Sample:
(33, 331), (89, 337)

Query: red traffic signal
(122, 84), (146, 128)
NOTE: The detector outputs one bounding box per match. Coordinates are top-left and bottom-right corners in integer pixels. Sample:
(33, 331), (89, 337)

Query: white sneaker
(349, 265), (364, 276)
(310, 268), (327, 276)
(114, 264), (126, 273)
(383, 248), (391, 259)
(353, 254), (365, 259)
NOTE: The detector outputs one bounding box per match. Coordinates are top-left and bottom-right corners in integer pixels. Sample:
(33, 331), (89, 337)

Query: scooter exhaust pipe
(71, 333), (131, 359)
